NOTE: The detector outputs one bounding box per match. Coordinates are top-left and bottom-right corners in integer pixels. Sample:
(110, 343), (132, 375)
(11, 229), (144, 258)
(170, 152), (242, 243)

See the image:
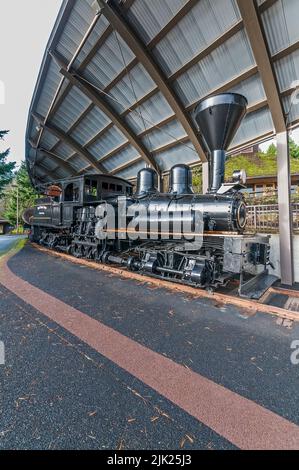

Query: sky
(0, 0), (62, 169)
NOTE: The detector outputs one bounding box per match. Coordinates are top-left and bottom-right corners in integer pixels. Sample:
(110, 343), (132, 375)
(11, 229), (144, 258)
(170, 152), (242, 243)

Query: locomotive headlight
(232, 169), (247, 185)
(237, 201), (247, 229)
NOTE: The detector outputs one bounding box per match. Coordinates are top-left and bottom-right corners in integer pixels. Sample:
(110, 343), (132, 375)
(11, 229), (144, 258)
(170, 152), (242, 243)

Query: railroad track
(31, 242), (299, 323)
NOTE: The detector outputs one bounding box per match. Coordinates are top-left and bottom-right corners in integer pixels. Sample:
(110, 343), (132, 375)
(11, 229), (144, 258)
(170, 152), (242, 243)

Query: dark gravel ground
(0, 283), (233, 450)
(1, 243), (299, 449)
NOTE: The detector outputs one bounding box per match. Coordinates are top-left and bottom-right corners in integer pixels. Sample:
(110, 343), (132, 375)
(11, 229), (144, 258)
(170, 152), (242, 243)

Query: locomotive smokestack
(194, 93), (247, 192)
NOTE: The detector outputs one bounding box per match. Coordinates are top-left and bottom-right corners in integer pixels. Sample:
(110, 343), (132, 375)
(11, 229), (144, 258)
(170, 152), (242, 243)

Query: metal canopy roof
(26, 0), (299, 186)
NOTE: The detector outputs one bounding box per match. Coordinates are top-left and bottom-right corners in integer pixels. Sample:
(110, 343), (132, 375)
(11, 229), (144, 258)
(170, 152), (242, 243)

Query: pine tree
(3, 161), (38, 226)
(0, 130), (16, 196)
(289, 138), (299, 159)
(265, 142), (277, 158)
(262, 139), (299, 159)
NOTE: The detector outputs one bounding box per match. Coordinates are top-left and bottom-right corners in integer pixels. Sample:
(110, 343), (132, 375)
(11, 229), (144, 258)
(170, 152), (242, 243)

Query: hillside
(225, 153), (299, 179)
(192, 151), (299, 192)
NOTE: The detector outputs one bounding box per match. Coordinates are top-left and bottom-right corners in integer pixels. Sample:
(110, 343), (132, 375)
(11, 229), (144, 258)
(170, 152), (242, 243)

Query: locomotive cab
(32, 174), (133, 228)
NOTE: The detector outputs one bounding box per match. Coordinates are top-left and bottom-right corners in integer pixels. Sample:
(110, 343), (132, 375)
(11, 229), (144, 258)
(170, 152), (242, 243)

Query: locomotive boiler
(28, 93), (276, 298)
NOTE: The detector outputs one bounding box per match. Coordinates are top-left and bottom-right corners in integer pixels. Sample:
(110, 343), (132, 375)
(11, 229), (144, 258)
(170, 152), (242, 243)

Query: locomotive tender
(28, 93), (275, 298)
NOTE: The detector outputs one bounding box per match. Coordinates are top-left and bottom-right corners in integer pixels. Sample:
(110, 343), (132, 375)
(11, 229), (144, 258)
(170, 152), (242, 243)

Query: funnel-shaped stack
(194, 93), (247, 192)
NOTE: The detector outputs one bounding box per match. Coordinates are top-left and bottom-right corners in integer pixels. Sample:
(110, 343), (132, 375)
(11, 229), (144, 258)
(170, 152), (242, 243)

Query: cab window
(85, 179), (98, 201)
(64, 183), (80, 202)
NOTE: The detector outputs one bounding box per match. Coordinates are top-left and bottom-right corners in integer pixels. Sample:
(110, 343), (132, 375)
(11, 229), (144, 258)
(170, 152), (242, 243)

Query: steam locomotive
(27, 93), (275, 298)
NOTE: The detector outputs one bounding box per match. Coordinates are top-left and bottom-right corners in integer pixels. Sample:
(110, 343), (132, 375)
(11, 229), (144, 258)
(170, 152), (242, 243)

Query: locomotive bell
(194, 93), (248, 192)
(135, 168), (158, 196)
(169, 164), (193, 195)
(233, 169), (247, 185)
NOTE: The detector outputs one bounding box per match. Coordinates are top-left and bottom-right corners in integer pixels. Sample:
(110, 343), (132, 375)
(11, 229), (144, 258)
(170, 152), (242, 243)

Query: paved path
(0, 243), (299, 449)
(0, 235), (26, 257)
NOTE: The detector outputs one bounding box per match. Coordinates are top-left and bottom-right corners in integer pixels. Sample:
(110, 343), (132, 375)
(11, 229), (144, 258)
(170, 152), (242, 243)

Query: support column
(277, 131), (294, 285)
(202, 162), (209, 194)
(157, 174), (162, 192)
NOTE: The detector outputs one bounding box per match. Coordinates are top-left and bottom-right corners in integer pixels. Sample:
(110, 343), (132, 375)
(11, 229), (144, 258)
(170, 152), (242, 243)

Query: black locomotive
(27, 93), (274, 298)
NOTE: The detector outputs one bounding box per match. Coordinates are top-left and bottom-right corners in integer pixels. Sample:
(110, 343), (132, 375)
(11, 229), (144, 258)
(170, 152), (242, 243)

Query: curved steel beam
(35, 11), (103, 150)
(38, 148), (77, 175)
(50, 51), (161, 175)
(36, 164), (58, 181)
(237, 0), (286, 133)
(96, 0), (207, 163)
(32, 112), (107, 174)
(238, 0), (293, 286)
(30, 139), (76, 176)
(110, 156), (143, 176)
(29, 139), (63, 180)
(168, 20), (244, 83)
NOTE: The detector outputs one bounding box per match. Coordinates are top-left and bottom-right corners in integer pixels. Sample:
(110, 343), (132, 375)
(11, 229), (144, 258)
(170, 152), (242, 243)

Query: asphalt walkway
(0, 235), (25, 257)
(0, 242), (299, 449)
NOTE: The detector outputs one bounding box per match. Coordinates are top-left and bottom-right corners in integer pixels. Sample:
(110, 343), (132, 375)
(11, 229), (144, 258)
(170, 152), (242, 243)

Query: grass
(0, 237), (27, 259)
(10, 227), (28, 235)
(225, 153), (299, 179)
(192, 153), (299, 191)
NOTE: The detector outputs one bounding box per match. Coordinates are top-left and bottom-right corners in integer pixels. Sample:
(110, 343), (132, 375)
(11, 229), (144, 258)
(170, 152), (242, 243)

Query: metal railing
(244, 189), (278, 204)
(246, 203), (299, 233)
(292, 203), (299, 232)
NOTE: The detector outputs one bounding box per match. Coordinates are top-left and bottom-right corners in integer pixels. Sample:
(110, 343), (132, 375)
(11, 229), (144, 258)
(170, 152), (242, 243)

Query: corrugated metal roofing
(102, 145), (140, 171)
(127, 0), (188, 43)
(261, 0), (299, 55)
(108, 64), (156, 112)
(55, 0), (96, 60)
(125, 91), (175, 133)
(54, 142), (76, 160)
(232, 107), (274, 147)
(88, 126), (127, 159)
(26, 0), (299, 186)
(152, 0), (241, 76)
(82, 32), (135, 89)
(116, 159), (145, 179)
(39, 130), (60, 150)
(154, 140), (196, 172)
(71, 106), (112, 145)
(274, 50), (299, 92)
(173, 29), (255, 107)
(142, 120), (187, 151)
(51, 86), (92, 131)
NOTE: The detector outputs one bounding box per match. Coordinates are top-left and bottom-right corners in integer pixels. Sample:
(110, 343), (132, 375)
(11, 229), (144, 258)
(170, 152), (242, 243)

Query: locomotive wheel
(73, 244), (82, 258)
(67, 244), (74, 256)
(205, 286), (215, 294)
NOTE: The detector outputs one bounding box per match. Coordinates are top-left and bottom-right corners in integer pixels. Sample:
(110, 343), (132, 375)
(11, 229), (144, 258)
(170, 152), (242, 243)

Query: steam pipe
(210, 150), (226, 192)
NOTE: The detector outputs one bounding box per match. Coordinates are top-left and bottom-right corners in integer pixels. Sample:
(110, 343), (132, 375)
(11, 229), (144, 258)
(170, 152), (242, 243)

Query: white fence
(246, 203), (299, 233)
